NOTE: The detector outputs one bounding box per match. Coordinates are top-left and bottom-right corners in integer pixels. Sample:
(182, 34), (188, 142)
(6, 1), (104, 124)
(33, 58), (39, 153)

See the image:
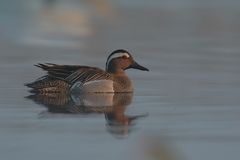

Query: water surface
(0, 1), (240, 160)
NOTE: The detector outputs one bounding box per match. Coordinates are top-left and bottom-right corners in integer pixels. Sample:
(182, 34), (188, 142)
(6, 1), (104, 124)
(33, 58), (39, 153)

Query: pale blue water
(0, 1), (240, 160)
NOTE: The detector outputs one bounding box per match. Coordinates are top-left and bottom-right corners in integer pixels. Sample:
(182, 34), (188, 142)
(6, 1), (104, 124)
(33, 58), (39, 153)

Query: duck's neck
(106, 63), (126, 75)
(107, 67), (126, 75)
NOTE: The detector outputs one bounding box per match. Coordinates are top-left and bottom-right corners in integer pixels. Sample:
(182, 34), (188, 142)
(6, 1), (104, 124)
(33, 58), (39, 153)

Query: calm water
(1, 1), (240, 160)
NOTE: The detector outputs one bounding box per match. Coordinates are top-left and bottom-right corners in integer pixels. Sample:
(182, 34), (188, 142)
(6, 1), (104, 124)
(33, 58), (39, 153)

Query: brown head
(106, 49), (149, 74)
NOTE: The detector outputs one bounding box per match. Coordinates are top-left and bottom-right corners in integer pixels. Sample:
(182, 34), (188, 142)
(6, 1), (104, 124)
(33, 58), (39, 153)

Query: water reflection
(139, 135), (185, 160)
(26, 92), (147, 137)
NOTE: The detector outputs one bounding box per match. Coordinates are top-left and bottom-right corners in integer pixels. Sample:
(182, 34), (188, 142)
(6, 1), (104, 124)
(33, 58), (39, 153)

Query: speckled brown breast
(113, 75), (133, 93)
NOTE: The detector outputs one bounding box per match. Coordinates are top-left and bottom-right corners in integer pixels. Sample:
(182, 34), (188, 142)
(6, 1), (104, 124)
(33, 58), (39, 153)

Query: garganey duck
(25, 49), (149, 93)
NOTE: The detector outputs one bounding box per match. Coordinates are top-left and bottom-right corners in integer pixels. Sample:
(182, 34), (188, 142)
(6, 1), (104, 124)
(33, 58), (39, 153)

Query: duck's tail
(25, 76), (70, 93)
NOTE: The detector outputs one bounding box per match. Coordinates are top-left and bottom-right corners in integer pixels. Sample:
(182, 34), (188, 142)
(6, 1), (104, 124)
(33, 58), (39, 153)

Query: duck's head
(106, 49), (149, 73)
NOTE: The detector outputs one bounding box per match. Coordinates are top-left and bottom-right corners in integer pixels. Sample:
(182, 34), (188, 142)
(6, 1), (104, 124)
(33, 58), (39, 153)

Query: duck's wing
(65, 67), (112, 84)
(35, 63), (112, 84)
(35, 63), (85, 80)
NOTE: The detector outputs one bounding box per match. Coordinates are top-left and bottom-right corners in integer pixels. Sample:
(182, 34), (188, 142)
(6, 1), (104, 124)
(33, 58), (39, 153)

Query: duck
(25, 49), (149, 93)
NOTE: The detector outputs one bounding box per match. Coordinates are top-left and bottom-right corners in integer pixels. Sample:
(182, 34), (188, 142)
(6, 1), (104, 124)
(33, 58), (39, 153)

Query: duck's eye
(122, 55), (129, 59)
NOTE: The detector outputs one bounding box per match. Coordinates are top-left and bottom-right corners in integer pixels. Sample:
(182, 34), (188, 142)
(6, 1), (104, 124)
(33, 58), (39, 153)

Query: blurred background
(0, 0), (240, 160)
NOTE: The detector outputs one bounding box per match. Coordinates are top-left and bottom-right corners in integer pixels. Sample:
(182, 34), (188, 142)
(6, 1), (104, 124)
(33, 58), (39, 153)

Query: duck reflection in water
(26, 92), (147, 137)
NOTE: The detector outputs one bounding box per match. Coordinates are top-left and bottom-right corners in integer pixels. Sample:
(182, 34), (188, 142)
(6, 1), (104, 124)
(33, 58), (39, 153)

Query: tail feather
(25, 63), (80, 93)
(25, 76), (70, 93)
(34, 63), (55, 71)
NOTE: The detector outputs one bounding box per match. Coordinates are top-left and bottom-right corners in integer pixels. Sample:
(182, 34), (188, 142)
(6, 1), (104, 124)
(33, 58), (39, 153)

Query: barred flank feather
(25, 76), (70, 93)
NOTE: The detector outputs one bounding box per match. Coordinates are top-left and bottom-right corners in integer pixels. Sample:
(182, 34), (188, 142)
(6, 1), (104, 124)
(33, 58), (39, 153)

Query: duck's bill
(130, 61), (149, 71)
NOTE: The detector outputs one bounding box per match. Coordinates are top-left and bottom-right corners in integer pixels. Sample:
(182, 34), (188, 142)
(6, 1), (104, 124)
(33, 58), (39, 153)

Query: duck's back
(25, 63), (112, 93)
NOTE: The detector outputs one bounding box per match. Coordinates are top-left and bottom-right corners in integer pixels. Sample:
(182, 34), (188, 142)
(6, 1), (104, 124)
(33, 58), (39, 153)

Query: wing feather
(65, 68), (112, 84)
(35, 63), (112, 85)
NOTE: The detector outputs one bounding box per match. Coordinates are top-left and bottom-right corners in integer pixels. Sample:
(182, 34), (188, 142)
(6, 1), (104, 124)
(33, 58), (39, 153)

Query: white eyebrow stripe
(106, 53), (130, 70)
